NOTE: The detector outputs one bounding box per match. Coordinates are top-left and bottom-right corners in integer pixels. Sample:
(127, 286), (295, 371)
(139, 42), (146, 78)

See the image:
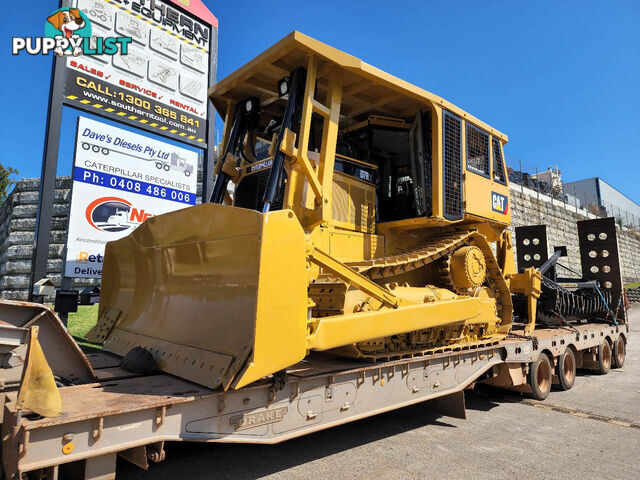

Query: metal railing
(507, 157), (640, 230)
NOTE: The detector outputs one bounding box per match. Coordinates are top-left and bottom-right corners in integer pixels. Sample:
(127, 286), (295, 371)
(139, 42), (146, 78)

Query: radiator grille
(423, 111), (433, 216)
(333, 180), (350, 224)
(350, 184), (366, 227)
(332, 179), (375, 232)
(466, 124), (489, 176)
(234, 166), (285, 212)
(492, 138), (506, 183)
(443, 111), (462, 220)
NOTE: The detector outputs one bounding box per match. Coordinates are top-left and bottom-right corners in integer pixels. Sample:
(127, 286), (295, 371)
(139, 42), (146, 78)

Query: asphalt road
(119, 308), (640, 480)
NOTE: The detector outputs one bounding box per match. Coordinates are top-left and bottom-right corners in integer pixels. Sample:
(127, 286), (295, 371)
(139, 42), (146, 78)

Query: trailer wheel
(184, 170), (191, 176)
(92, 145), (100, 153)
(163, 164), (170, 171)
(556, 348), (576, 390)
(156, 162), (163, 169)
(528, 353), (552, 400)
(612, 337), (625, 369)
(595, 342), (611, 375)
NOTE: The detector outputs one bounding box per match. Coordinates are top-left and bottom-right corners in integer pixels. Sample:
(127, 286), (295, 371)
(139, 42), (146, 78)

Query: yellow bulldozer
(88, 32), (599, 392)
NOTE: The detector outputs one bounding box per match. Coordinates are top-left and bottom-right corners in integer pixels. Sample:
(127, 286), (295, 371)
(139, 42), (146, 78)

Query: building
(532, 165), (563, 191)
(563, 177), (640, 227)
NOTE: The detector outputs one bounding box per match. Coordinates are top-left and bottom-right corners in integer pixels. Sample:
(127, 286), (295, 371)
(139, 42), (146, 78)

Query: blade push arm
(210, 97), (260, 204)
(262, 67), (306, 213)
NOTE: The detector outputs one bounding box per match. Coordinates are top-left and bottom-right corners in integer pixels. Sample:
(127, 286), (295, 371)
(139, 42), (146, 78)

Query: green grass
(625, 281), (640, 290)
(67, 304), (102, 353)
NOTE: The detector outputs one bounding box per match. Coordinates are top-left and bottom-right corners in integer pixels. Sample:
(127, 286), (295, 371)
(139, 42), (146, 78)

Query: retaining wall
(508, 186), (640, 283)
(0, 176), (202, 301)
(0, 178), (88, 302)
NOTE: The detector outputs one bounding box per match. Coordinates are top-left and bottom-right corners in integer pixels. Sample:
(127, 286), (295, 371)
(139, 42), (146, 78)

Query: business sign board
(63, 0), (213, 146)
(66, 116), (198, 278)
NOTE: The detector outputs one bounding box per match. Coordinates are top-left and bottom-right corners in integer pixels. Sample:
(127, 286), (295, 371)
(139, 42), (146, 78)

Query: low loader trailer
(1, 32), (630, 478)
(1, 319), (628, 479)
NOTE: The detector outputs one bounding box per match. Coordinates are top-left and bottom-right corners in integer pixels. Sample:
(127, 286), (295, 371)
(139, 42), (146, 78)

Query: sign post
(30, 0), (218, 303)
(29, 53), (66, 301)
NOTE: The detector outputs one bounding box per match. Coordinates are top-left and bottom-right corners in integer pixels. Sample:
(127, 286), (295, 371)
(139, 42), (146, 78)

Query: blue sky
(1, 0), (639, 202)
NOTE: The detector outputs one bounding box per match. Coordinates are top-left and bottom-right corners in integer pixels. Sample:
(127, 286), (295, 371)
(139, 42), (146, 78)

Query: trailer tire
(528, 353), (552, 400)
(595, 342), (611, 375)
(156, 162), (163, 169)
(163, 164), (170, 171)
(556, 348), (576, 390)
(613, 337), (625, 369)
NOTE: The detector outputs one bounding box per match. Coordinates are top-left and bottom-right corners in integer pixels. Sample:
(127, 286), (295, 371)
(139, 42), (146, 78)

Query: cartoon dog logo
(46, 8), (91, 56)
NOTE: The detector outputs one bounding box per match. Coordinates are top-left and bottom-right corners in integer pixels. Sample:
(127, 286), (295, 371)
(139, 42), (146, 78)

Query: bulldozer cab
(210, 31), (511, 241)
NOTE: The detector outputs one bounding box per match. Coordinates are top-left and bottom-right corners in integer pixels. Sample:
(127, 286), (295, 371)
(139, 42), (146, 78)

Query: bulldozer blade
(98, 203), (309, 390)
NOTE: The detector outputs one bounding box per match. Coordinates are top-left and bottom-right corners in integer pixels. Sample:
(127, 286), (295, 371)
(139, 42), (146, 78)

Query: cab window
(492, 137), (507, 184)
(466, 124), (489, 177)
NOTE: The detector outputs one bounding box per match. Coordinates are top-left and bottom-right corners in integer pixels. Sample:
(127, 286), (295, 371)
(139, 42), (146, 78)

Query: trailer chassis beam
(3, 346), (505, 478)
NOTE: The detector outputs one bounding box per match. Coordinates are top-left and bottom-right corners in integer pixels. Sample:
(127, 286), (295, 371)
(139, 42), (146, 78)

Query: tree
(586, 203), (603, 217)
(0, 162), (18, 205)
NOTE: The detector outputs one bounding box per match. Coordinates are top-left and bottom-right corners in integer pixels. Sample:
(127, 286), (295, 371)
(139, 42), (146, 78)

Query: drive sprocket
(440, 245), (487, 294)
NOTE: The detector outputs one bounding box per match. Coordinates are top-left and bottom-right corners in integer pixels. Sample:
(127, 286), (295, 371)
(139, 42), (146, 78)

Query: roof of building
(564, 177), (597, 185)
(564, 177), (640, 208)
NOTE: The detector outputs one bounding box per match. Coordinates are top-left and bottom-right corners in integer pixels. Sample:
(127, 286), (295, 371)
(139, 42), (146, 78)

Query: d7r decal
(491, 192), (508, 214)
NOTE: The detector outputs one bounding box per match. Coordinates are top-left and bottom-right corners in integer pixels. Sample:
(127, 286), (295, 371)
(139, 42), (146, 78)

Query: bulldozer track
(310, 230), (513, 361)
(347, 231), (471, 278)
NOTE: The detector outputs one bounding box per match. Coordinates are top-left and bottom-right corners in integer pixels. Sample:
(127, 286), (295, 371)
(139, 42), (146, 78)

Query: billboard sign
(66, 116), (198, 278)
(63, 0), (213, 146)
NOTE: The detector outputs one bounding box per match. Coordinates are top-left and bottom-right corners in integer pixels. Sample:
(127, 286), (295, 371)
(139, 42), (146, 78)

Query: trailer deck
(2, 322), (628, 479)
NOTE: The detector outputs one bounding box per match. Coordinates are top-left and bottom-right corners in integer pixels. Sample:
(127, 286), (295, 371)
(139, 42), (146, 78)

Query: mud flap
(425, 390), (466, 419)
